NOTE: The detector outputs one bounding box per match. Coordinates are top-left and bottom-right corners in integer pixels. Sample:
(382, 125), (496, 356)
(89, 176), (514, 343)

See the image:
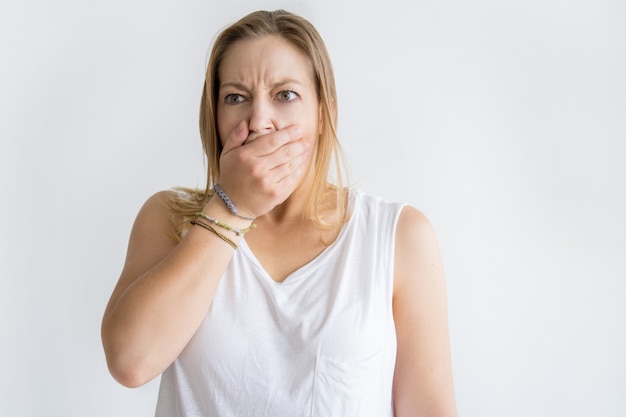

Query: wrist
(213, 183), (256, 221)
(202, 197), (255, 232)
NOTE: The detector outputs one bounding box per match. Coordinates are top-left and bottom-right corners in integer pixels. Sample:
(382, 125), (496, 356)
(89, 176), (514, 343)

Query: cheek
(216, 111), (237, 146)
(295, 105), (321, 136)
(217, 125), (228, 147)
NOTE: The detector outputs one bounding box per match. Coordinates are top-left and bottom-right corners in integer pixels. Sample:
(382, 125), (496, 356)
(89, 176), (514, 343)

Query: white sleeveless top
(155, 190), (404, 417)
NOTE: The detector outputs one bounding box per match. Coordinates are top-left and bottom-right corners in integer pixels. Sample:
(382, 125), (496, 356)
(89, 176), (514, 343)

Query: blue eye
(277, 90), (298, 102)
(225, 94), (245, 104)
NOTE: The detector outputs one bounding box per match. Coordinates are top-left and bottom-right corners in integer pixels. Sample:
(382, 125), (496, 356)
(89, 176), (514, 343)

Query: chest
(173, 255), (398, 415)
(243, 226), (334, 282)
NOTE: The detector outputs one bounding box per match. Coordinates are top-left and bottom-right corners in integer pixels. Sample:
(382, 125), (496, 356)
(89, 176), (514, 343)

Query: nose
(248, 98), (275, 135)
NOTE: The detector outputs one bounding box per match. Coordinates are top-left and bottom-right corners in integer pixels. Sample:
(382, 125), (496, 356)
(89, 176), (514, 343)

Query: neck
(262, 173), (317, 225)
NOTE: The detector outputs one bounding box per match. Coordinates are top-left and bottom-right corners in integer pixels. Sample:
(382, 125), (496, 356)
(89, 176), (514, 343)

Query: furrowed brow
(270, 79), (304, 89)
(219, 82), (249, 91)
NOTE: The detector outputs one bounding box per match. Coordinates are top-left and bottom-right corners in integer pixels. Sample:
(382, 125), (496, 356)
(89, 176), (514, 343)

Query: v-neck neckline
(237, 190), (358, 285)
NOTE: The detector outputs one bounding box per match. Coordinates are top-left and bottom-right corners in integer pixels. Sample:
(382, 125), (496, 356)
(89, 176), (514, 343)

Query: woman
(102, 9), (457, 417)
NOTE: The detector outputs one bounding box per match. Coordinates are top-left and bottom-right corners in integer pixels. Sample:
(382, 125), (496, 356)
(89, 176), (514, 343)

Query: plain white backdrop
(1, 0), (625, 416)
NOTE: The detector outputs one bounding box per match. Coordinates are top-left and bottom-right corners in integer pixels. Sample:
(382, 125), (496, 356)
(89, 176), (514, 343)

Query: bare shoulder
(137, 189), (179, 220)
(395, 205), (436, 243)
(394, 205), (443, 294)
(106, 191), (181, 308)
(124, 190), (181, 264)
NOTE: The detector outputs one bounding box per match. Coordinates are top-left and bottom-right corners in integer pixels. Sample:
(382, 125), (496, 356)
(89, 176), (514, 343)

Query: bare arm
(393, 206), (458, 417)
(101, 191), (245, 387)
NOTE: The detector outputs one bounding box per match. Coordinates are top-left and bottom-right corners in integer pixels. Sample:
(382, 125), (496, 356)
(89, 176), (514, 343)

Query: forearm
(102, 232), (232, 386)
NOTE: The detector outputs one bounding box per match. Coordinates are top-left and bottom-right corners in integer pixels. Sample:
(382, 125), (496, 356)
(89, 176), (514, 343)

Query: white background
(1, 0), (625, 416)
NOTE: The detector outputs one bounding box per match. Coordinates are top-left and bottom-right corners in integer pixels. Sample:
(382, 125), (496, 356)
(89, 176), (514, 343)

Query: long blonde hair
(169, 10), (349, 239)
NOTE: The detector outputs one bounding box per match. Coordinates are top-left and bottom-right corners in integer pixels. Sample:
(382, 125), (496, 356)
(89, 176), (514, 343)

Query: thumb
(221, 120), (249, 153)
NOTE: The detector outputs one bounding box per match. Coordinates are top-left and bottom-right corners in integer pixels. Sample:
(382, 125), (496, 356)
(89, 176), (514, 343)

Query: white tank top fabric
(155, 189), (405, 417)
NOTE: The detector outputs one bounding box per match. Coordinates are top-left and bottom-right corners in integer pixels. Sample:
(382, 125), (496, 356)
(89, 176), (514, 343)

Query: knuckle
(235, 149), (248, 164)
(262, 180), (276, 199)
(268, 135), (280, 148)
(290, 126), (302, 139)
(268, 188), (280, 200)
(258, 175), (271, 189)
(250, 164), (263, 179)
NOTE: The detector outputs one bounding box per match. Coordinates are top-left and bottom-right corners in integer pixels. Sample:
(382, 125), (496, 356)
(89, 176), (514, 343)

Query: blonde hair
(169, 10), (349, 239)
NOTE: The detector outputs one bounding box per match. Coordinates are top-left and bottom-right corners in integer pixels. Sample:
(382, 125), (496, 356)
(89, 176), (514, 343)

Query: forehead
(218, 35), (314, 85)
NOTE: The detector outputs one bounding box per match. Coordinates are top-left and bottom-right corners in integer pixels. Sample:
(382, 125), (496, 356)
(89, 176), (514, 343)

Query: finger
(259, 139), (310, 172)
(247, 125), (302, 156)
(267, 150), (309, 184)
(270, 157), (310, 206)
(221, 120), (249, 154)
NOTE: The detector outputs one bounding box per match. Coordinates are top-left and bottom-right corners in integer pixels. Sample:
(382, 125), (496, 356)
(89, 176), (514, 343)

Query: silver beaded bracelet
(213, 184), (256, 221)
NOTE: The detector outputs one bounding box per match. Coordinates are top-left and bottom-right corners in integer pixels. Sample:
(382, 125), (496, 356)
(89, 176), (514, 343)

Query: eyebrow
(219, 79), (305, 91)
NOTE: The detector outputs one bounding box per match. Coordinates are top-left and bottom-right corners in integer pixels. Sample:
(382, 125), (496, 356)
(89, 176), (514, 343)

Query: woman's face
(216, 35), (320, 149)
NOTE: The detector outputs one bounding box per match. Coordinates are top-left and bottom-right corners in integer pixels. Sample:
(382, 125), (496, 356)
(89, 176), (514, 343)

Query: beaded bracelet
(213, 184), (256, 221)
(195, 212), (255, 236)
(190, 219), (237, 250)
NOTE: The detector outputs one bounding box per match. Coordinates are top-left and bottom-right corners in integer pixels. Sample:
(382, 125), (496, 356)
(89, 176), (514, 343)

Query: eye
(224, 94), (245, 105)
(276, 90), (299, 102)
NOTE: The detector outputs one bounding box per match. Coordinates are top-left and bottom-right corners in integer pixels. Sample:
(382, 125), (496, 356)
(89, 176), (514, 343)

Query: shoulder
(141, 189), (177, 210)
(106, 191), (185, 324)
(136, 190), (178, 223)
(136, 188), (207, 240)
(393, 205), (443, 293)
(116, 190), (186, 285)
(395, 205), (437, 247)
(129, 190), (181, 245)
